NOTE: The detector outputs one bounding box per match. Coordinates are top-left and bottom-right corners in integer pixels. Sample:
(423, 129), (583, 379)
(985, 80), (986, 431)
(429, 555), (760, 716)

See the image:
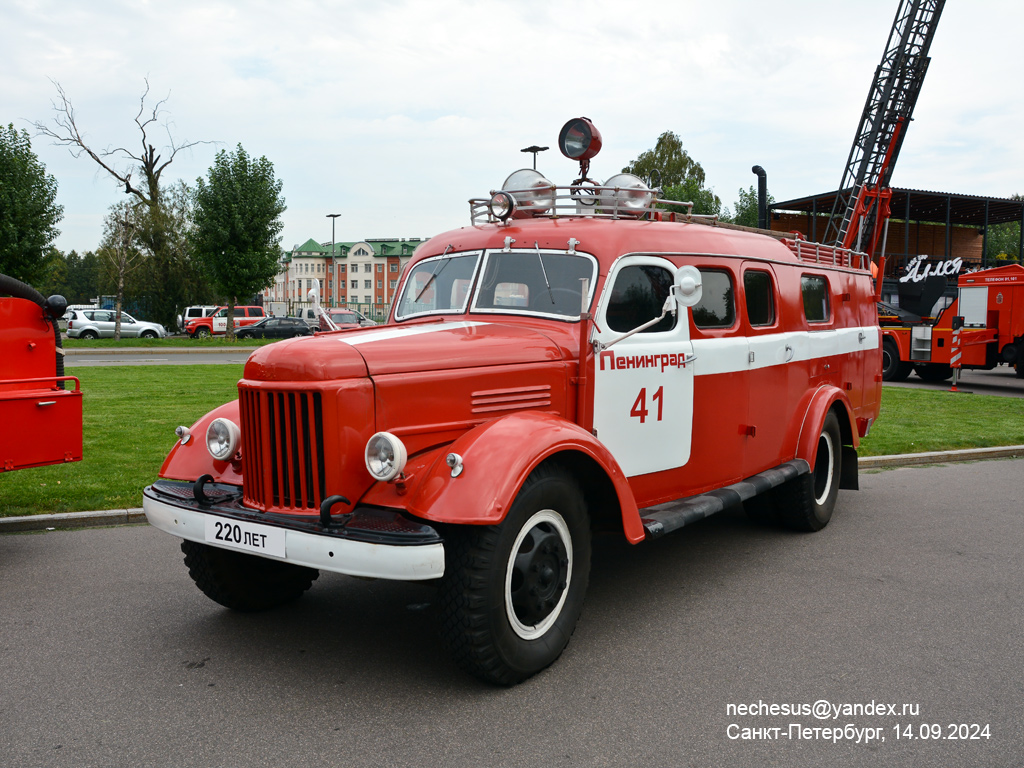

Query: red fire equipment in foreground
(0, 275), (82, 473)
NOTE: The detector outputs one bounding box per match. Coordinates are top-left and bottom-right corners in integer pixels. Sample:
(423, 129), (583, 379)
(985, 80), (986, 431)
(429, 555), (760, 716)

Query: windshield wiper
(535, 242), (554, 305)
(413, 244), (454, 303)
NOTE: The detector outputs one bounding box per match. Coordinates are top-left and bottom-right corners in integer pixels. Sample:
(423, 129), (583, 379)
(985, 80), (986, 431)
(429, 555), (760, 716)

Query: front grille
(240, 388), (326, 512)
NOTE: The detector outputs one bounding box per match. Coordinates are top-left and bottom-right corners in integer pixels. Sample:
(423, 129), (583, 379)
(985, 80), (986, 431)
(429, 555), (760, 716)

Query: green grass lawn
(2, 371), (1022, 517)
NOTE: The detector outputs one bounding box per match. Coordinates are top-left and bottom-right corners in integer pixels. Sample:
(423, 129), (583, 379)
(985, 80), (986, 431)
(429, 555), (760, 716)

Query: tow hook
(320, 495), (352, 528)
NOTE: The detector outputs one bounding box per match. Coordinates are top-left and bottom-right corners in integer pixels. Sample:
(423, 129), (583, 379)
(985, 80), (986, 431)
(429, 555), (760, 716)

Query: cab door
(212, 310), (228, 334)
(593, 256), (695, 477)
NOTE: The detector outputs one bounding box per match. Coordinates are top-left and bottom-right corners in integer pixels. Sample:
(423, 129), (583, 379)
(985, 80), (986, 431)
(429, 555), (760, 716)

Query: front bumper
(143, 481), (445, 580)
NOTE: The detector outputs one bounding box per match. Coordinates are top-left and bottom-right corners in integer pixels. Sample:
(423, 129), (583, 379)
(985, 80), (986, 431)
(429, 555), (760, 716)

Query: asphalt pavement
(2, 458), (1022, 767)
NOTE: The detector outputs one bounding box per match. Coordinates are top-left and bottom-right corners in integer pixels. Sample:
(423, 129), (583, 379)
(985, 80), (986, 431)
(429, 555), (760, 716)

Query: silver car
(66, 309), (168, 339)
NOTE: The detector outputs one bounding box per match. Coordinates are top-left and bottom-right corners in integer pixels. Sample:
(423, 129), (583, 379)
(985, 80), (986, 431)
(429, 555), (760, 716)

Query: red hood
(243, 320), (563, 381)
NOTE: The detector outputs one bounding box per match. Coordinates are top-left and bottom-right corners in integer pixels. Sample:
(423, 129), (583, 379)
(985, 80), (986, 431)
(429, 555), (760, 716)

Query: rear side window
(801, 275), (831, 323)
(606, 265), (676, 333)
(692, 269), (735, 329)
(744, 270), (775, 327)
(250, 308), (265, 317)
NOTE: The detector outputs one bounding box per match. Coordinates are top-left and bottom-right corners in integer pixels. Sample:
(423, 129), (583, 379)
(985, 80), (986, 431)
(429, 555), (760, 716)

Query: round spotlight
(558, 118), (603, 161)
(500, 169), (555, 216)
(365, 432), (408, 482)
(206, 418), (240, 461)
(599, 173), (654, 216)
(488, 191), (517, 221)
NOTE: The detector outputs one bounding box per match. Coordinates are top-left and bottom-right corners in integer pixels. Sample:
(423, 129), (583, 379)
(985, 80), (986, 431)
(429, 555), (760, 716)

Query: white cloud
(4, 0), (1022, 254)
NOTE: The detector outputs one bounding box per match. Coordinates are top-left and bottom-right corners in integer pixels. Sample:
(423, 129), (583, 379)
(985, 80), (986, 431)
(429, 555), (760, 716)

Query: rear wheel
(80, 329), (98, 340)
(180, 540), (319, 612)
(437, 465), (591, 685)
(881, 338), (912, 381)
(777, 412), (842, 532)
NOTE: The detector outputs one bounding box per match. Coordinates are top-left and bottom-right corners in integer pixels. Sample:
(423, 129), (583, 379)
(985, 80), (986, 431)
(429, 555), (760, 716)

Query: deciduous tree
(192, 145), (285, 338)
(731, 184), (775, 228)
(0, 124), (63, 283)
(625, 131), (721, 217)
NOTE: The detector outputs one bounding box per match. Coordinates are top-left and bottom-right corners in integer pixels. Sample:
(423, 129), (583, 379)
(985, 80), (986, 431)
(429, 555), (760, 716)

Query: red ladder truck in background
(0, 274), (83, 473)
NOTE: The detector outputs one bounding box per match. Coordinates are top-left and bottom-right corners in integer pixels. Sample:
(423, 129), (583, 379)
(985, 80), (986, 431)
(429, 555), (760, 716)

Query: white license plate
(204, 517), (286, 558)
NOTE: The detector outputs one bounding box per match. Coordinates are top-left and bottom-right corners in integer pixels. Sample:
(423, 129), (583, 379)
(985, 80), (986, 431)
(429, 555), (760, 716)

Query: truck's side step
(640, 459), (810, 539)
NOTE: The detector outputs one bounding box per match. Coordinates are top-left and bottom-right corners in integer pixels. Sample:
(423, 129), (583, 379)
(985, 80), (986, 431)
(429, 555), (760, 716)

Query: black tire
(196, 326), (211, 338)
(777, 411), (842, 532)
(914, 363), (953, 382)
(1015, 361), (1024, 379)
(881, 338), (912, 382)
(80, 330), (98, 340)
(180, 540), (318, 612)
(437, 465), (591, 685)
(140, 330), (157, 339)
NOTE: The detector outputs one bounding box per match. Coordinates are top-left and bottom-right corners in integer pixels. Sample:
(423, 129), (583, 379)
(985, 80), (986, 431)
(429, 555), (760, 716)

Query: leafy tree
(987, 193), (1022, 263)
(192, 144), (285, 337)
(624, 131), (721, 218)
(0, 124), (63, 283)
(99, 200), (145, 338)
(623, 131), (709, 189)
(731, 184), (776, 228)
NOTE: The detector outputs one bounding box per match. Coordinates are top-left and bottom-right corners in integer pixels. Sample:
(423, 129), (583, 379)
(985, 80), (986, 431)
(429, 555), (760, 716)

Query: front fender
(796, 386), (857, 471)
(364, 411), (642, 540)
(158, 400), (243, 485)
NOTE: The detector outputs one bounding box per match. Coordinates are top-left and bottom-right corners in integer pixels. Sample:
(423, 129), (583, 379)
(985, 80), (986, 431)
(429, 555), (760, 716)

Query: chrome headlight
(206, 418), (240, 461)
(365, 432), (407, 481)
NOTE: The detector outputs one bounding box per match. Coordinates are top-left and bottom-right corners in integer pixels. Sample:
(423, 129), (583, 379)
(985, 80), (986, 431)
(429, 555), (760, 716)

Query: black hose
(0, 273), (67, 384)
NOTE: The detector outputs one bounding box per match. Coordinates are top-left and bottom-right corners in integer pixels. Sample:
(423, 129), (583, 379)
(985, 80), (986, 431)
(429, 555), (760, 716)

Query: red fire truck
(880, 263), (1024, 382)
(0, 275), (82, 473)
(143, 119), (882, 684)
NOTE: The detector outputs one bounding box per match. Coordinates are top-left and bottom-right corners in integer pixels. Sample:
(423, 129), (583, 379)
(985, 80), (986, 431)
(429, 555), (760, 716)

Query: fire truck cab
(143, 119), (881, 684)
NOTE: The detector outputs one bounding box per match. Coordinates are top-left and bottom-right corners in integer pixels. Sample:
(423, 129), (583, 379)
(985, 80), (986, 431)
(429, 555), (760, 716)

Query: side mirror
(673, 266), (702, 308)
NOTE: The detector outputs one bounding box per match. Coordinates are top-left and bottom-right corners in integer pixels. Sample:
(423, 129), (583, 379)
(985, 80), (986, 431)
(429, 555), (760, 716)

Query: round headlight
(206, 418), (241, 461)
(365, 432), (408, 482)
(488, 191), (517, 221)
(600, 173), (654, 216)
(558, 117), (603, 161)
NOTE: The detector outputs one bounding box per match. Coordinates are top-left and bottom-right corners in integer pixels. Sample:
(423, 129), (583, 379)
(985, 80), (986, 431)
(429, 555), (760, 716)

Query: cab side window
(692, 269), (735, 329)
(606, 264), (676, 333)
(744, 270), (775, 327)
(801, 274), (831, 323)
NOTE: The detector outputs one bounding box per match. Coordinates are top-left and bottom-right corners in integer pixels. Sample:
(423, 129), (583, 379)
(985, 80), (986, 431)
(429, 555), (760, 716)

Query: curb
(4, 446), (1023, 535)
(2, 508), (147, 533)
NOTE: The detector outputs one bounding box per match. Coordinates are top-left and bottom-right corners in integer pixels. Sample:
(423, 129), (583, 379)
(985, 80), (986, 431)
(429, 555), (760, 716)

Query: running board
(640, 459), (810, 539)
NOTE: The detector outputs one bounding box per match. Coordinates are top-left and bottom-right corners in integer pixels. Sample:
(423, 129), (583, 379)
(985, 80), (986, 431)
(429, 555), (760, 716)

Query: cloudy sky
(4, 0), (1022, 255)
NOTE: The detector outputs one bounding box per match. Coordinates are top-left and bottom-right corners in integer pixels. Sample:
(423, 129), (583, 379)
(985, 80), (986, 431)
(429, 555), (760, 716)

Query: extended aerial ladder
(823, 0), (945, 269)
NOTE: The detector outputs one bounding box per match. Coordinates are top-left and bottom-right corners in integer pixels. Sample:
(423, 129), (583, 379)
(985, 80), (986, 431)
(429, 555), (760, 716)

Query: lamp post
(520, 145), (549, 170)
(327, 213), (340, 306)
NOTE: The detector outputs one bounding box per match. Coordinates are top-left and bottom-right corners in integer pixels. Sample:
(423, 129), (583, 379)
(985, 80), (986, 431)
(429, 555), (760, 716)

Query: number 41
(630, 386), (664, 423)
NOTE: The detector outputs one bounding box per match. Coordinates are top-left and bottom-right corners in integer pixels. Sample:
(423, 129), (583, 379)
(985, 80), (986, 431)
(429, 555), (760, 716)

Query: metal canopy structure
(770, 187), (1019, 268)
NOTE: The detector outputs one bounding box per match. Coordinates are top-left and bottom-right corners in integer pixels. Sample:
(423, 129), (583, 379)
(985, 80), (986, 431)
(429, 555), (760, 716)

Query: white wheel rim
(505, 509), (573, 640)
(814, 430), (835, 506)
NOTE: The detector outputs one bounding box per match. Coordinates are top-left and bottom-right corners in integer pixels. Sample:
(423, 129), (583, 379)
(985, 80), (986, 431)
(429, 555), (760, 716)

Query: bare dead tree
(34, 80), (217, 329)
(34, 78), (212, 209)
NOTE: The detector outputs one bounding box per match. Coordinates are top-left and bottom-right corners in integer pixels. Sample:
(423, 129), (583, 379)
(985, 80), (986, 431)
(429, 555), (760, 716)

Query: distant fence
(282, 300), (393, 323)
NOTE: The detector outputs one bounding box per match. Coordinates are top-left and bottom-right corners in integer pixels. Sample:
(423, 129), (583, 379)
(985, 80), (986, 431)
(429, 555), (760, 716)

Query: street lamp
(520, 145), (549, 170)
(327, 213), (340, 307)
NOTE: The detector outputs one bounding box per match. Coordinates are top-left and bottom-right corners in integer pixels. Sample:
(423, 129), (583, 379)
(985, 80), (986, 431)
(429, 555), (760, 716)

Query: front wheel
(140, 330), (157, 339)
(195, 326), (211, 338)
(180, 540), (319, 612)
(777, 411), (842, 532)
(437, 465), (591, 685)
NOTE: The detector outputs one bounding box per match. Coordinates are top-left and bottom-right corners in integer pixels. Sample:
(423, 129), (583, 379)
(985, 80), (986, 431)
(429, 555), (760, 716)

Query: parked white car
(66, 309), (168, 339)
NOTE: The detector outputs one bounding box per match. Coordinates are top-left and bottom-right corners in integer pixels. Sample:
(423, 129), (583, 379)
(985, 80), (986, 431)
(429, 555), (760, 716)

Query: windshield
(472, 249), (597, 319)
(395, 252), (481, 319)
